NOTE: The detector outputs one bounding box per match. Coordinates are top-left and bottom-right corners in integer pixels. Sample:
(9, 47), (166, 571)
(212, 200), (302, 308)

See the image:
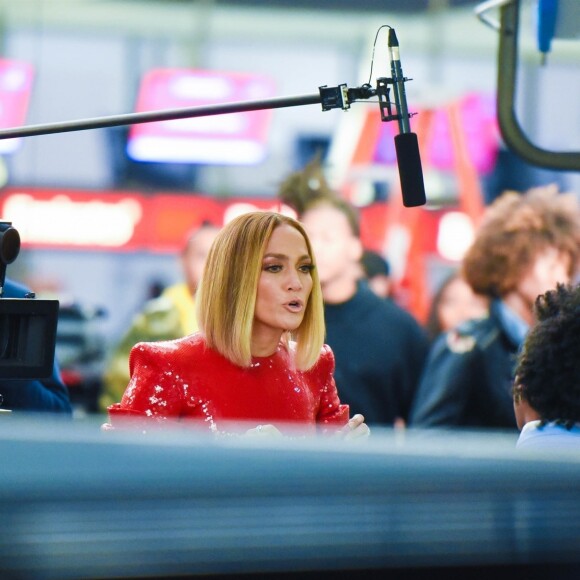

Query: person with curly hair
(513, 284), (580, 449)
(409, 185), (580, 429)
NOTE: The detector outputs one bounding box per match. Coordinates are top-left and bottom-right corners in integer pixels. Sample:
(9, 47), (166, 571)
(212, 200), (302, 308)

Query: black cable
(367, 24), (392, 86)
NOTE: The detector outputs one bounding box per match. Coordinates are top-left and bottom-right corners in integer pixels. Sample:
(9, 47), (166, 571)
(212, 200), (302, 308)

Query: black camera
(0, 222), (59, 379)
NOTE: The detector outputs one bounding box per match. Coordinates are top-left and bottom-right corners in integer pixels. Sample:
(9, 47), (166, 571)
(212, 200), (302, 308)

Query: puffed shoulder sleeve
(106, 340), (186, 428)
(311, 344), (349, 429)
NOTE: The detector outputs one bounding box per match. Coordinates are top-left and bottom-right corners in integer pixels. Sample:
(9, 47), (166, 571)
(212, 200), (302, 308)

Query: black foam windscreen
(394, 132), (427, 207)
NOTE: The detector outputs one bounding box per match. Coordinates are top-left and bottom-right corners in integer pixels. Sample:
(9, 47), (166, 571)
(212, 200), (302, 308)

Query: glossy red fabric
(107, 333), (349, 435)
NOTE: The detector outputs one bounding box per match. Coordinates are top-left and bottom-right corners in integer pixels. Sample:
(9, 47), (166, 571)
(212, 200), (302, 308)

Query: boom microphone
(388, 28), (426, 208)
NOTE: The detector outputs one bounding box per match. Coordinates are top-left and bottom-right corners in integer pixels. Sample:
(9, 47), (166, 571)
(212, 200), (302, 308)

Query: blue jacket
(1, 279), (72, 415)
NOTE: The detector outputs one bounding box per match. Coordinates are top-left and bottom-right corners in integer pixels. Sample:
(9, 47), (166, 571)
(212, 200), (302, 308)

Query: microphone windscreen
(394, 133), (426, 207)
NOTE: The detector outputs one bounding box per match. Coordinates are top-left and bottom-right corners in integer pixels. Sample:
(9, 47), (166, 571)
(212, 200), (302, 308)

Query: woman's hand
(245, 424), (284, 438)
(244, 417), (370, 440)
(340, 414), (370, 440)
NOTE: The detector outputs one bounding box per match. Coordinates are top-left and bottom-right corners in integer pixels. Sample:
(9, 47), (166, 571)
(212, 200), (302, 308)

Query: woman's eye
(299, 264), (314, 273)
(265, 264), (282, 272)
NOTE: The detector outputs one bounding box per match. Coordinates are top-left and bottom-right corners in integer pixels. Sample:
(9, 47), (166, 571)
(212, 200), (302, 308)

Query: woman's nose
(286, 271), (303, 291)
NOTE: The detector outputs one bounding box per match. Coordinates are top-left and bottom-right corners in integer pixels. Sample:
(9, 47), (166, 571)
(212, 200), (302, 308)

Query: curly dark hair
(462, 186), (580, 297)
(514, 283), (580, 428)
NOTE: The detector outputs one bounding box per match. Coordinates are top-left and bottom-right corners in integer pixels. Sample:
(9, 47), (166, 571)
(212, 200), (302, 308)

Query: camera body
(0, 222), (59, 379)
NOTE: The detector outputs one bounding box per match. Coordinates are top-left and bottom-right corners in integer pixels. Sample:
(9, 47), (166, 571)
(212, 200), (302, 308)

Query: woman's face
(438, 277), (489, 333)
(253, 224), (314, 344)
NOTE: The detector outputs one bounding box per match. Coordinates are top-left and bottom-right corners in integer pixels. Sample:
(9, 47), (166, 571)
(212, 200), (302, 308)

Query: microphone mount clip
(318, 82), (376, 111)
(376, 76), (416, 125)
(318, 78), (416, 126)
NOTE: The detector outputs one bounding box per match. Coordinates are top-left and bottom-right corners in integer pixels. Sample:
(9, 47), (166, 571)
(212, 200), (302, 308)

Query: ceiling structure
(215, 0), (482, 11)
(0, 0), (488, 29)
(0, 0), (500, 55)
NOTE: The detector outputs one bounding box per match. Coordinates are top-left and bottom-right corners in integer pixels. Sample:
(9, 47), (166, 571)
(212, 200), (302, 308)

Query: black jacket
(324, 281), (429, 426)
(409, 300), (520, 430)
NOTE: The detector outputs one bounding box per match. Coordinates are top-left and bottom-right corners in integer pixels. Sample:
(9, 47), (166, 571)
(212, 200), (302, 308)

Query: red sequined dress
(107, 333), (349, 435)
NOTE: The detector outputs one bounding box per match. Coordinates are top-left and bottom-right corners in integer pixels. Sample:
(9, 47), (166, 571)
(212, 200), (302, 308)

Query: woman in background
(424, 270), (489, 342)
(105, 211), (368, 439)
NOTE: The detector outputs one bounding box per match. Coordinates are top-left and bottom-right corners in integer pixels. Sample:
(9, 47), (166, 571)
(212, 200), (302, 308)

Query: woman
(106, 211), (368, 438)
(424, 270), (489, 342)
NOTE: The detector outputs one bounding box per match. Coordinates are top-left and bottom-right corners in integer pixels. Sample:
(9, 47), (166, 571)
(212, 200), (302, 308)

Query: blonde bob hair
(196, 211), (325, 370)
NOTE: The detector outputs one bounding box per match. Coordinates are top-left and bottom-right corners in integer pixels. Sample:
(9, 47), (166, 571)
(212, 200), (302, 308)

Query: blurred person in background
(424, 270), (489, 343)
(360, 249), (392, 299)
(0, 278), (71, 415)
(279, 159), (429, 428)
(409, 186), (580, 430)
(513, 283), (580, 450)
(99, 221), (220, 412)
(104, 211), (368, 439)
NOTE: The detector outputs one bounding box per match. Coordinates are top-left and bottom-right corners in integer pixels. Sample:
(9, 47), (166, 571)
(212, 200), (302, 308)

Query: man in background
(279, 160), (429, 428)
(100, 221), (219, 411)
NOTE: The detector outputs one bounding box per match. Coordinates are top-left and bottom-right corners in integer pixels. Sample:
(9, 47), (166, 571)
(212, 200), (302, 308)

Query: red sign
(127, 68), (276, 164)
(0, 189), (296, 251)
(0, 187), (455, 258)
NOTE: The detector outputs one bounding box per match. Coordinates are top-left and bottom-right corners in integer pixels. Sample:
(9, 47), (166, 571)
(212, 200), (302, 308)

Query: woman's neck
(251, 329), (283, 358)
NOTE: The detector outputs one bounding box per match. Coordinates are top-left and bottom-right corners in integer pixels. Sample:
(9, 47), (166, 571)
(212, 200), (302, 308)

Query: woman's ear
(513, 393), (540, 430)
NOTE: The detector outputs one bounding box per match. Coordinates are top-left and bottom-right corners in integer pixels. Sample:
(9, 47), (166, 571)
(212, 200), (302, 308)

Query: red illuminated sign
(0, 187), (449, 257)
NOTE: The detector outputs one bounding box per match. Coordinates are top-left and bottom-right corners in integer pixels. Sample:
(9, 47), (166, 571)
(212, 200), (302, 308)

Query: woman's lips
(284, 300), (303, 313)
